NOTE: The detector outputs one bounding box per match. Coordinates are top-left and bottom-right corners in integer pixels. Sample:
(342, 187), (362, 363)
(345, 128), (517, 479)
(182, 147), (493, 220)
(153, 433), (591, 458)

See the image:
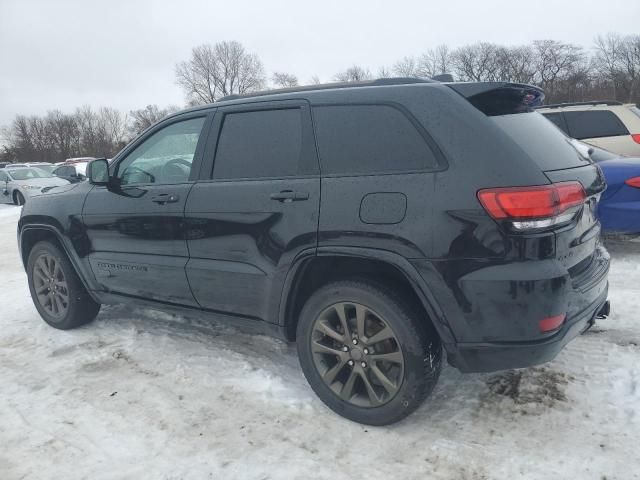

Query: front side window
(312, 105), (438, 175)
(213, 108), (303, 179)
(116, 117), (206, 186)
(564, 110), (629, 139)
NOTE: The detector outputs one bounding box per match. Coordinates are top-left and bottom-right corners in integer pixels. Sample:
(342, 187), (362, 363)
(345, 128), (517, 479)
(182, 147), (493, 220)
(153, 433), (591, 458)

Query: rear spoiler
(446, 82), (545, 116)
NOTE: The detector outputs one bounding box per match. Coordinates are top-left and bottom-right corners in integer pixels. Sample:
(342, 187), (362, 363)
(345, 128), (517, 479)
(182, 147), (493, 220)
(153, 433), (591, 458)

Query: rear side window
(312, 105), (438, 175)
(491, 112), (590, 171)
(213, 109), (302, 179)
(564, 111), (629, 139)
(54, 166), (73, 176)
(541, 112), (569, 134)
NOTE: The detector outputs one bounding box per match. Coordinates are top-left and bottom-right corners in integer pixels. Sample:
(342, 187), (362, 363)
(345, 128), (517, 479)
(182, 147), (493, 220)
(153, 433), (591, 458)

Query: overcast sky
(1, 0), (639, 130)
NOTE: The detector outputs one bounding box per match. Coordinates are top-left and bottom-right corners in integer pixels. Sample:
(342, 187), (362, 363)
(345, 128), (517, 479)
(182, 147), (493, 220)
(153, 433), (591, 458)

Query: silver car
(0, 167), (70, 206)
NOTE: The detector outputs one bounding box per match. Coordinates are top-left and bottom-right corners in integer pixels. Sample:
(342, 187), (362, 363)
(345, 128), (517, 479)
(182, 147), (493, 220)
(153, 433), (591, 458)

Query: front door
(83, 114), (211, 306)
(185, 101), (320, 322)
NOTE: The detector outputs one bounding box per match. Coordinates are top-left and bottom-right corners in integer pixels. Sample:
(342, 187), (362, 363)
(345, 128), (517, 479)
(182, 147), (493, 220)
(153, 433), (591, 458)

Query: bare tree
(498, 46), (536, 84)
(418, 45), (452, 78)
(175, 41), (266, 104)
(308, 75), (322, 85)
(129, 105), (178, 136)
(532, 40), (586, 101)
(393, 57), (420, 77)
(593, 33), (640, 102)
(377, 66), (392, 78)
(334, 65), (373, 82)
(271, 72), (298, 88)
(451, 43), (504, 82)
(46, 110), (78, 160)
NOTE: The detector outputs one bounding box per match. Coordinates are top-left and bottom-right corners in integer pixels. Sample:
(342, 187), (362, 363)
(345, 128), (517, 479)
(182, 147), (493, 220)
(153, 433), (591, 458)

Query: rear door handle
(151, 193), (180, 204)
(270, 190), (309, 202)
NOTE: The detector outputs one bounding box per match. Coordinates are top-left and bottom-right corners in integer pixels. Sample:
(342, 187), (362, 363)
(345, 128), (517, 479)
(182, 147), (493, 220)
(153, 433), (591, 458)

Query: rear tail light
(625, 176), (640, 189)
(539, 314), (566, 333)
(631, 134), (640, 144)
(477, 181), (586, 231)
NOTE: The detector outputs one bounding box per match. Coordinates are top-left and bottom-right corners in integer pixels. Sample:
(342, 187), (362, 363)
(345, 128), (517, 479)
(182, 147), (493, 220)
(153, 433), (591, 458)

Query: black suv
(18, 79), (610, 425)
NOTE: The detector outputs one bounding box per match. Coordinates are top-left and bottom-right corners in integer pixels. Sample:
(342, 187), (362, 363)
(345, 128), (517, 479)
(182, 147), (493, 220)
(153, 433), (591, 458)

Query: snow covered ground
(0, 202), (638, 480)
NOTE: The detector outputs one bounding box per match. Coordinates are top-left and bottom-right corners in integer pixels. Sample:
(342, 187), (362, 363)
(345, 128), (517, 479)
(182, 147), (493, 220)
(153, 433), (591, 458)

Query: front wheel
(296, 279), (442, 425)
(27, 241), (101, 330)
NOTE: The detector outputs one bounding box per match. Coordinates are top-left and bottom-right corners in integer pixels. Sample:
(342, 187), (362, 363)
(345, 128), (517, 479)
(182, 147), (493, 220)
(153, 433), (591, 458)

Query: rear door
(83, 113), (212, 306)
(184, 100), (320, 322)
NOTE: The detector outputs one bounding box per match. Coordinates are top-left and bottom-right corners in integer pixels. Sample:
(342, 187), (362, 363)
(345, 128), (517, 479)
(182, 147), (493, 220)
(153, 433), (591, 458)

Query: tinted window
(542, 112), (568, 134)
(54, 166), (73, 176)
(213, 109), (302, 179)
(117, 117), (205, 185)
(564, 111), (629, 139)
(313, 105), (437, 175)
(491, 112), (590, 171)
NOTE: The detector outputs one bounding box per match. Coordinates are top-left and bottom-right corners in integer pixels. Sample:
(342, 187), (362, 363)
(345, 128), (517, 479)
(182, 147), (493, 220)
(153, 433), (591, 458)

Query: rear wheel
(14, 191), (25, 206)
(27, 241), (100, 330)
(297, 278), (442, 425)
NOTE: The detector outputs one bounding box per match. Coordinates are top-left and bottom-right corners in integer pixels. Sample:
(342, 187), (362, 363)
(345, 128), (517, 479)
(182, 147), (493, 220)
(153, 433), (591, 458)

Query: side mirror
(87, 159), (110, 186)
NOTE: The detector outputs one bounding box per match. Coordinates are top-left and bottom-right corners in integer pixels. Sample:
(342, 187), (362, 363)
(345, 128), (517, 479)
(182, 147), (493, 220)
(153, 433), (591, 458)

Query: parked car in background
(571, 140), (640, 234)
(52, 161), (90, 183)
(18, 79), (610, 425)
(537, 101), (640, 156)
(0, 166), (70, 205)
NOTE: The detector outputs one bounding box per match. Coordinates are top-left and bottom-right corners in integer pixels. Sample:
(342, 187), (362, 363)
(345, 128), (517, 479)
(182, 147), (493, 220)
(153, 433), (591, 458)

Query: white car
(0, 167), (70, 205)
(537, 101), (640, 157)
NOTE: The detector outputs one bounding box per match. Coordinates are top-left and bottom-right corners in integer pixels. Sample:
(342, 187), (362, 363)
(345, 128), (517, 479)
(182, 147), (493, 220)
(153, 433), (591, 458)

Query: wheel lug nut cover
(348, 360), (354, 366)
(352, 338), (358, 345)
(361, 362), (367, 368)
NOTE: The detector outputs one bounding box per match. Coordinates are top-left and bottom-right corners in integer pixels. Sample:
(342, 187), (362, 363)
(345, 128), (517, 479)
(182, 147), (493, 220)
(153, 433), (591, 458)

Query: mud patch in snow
(483, 367), (572, 412)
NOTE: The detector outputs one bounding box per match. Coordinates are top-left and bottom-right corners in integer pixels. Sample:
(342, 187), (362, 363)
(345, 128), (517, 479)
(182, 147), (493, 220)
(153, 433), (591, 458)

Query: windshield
(7, 167), (54, 180)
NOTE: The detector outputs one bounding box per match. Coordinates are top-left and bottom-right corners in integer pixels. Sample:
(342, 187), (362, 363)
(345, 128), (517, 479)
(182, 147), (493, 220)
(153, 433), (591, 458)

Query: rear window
(564, 110), (628, 139)
(491, 112), (591, 171)
(312, 105), (438, 175)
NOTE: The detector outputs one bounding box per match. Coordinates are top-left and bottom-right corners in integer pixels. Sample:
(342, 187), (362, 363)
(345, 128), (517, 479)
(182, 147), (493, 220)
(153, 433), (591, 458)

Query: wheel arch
(279, 247), (454, 344)
(19, 224), (101, 302)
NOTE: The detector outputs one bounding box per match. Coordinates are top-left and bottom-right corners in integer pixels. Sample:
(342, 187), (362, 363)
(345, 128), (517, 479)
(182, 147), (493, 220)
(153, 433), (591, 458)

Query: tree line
(3, 34), (639, 163)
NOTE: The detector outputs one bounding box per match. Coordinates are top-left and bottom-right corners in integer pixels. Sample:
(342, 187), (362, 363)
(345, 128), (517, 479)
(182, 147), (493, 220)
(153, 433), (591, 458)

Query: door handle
(151, 193), (180, 204)
(270, 190), (309, 202)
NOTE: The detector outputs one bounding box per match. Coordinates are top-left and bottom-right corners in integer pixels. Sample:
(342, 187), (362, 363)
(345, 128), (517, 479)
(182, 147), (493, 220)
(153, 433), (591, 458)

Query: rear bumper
(446, 286), (608, 372)
(410, 245), (610, 373)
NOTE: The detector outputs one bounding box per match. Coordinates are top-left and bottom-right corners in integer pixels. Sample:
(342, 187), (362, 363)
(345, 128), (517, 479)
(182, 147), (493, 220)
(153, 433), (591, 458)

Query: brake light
(625, 176), (640, 188)
(539, 314), (566, 333)
(478, 182), (586, 231)
(632, 134), (640, 144)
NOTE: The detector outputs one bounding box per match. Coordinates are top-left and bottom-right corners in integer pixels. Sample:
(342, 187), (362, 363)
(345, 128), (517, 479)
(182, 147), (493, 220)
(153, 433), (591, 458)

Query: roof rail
(218, 77), (434, 102)
(536, 100), (623, 109)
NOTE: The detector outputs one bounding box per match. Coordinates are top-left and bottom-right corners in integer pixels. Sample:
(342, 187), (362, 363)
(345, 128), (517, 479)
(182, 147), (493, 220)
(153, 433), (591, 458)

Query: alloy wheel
(310, 302), (404, 407)
(33, 253), (69, 318)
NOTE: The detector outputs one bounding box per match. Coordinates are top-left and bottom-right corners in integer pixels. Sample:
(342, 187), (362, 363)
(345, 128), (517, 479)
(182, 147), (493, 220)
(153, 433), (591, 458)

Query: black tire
(297, 278), (442, 425)
(27, 241), (101, 330)
(14, 191), (25, 206)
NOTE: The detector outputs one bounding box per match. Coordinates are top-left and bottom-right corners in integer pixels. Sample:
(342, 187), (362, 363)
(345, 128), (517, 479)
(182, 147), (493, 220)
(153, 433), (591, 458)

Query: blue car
(583, 142), (640, 234)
